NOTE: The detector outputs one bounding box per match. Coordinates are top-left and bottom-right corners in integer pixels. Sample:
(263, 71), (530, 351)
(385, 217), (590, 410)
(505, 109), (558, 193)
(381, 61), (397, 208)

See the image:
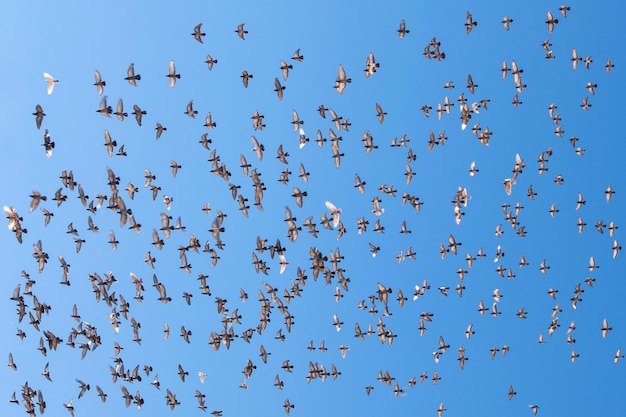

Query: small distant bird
(605, 185), (615, 203)
(125, 63), (141, 86)
(467, 74), (478, 93)
(546, 11), (559, 34)
(572, 48), (583, 70)
(241, 70), (253, 88)
(502, 16), (513, 30)
(325, 201), (342, 228)
(274, 78), (285, 100)
(437, 402), (446, 417)
(43, 72), (58, 95)
(586, 82), (598, 95)
(42, 130), (54, 157)
(235, 23), (248, 40)
(375, 103), (387, 124)
(166, 60), (180, 88)
(96, 96), (113, 117)
(155, 122), (167, 139)
(205, 54), (218, 70)
(185, 100), (198, 118)
(93, 70), (105, 95)
(33, 104), (45, 129)
(469, 161), (479, 176)
(334, 65), (351, 94)
(132, 104), (146, 126)
(291, 48), (304, 62)
(114, 99), (127, 121)
(503, 178), (512, 195)
(398, 19), (409, 38)
(580, 96), (591, 111)
(283, 398), (295, 415)
(192, 23), (205, 43)
(280, 60), (292, 80)
(465, 11), (477, 34)
(601, 318), (612, 338)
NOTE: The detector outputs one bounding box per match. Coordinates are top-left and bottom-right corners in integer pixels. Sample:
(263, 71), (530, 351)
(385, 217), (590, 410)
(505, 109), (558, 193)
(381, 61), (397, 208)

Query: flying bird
(274, 78), (285, 100)
(192, 23), (205, 43)
(93, 70), (105, 95)
(125, 63), (141, 86)
(166, 60), (180, 87)
(241, 70), (253, 88)
(235, 23), (248, 40)
(546, 11), (559, 34)
(33, 104), (45, 129)
(398, 19), (409, 38)
(291, 48), (304, 62)
(205, 54), (218, 70)
(465, 11), (477, 34)
(43, 72), (58, 94)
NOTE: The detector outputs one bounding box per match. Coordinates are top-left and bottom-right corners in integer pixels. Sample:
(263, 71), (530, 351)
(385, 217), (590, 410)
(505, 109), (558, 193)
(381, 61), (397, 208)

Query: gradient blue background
(2, 1), (625, 416)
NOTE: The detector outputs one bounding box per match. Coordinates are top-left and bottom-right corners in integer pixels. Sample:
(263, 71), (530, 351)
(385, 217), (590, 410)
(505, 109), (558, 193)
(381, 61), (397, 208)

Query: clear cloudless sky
(2, 1), (625, 416)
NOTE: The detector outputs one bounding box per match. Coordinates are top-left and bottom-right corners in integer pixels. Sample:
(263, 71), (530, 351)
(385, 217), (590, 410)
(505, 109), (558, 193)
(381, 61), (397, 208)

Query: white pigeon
(198, 371), (207, 383)
(43, 72), (58, 94)
(325, 201), (342, 228)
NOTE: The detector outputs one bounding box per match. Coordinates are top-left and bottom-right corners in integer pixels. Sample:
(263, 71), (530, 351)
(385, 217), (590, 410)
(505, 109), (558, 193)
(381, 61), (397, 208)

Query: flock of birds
(4, 5), (623, 417)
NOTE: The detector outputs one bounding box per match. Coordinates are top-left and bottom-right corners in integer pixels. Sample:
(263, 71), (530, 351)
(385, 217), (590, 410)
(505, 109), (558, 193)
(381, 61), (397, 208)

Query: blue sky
(2, 1), (625, 416)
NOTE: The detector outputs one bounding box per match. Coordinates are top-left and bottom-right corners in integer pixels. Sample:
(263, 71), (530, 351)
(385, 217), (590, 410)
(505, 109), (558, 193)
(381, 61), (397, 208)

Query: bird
(334, 65), (351, 94)
(236, 23), (248, 39)
(572, 48), (583, 70)
(114, 99), (127, 121)
(502, 16), (513, 30)
(605, 185), (615, 203)
(291, 48), (304, 61)
(467, 74), (478, 93)
(64, 399), (74, 417)
(398, 19), (409, 38)
(43, 72), (58, 94)
(96, 96), (113, 117)
(280, 60), (292, 80)
(132, 104), (146, 126)
(375, 103), (387, 124)
(41, 130), (54, 157)
(274, 78), (285, 100)
(192, 23), (205, 43)
(185, 100), (198, 118)
(155, 122), (167, 139)
(465, 11), (477, 34)
(33, 104), (45, 129)
(241, 70), (253, 88)
(546, 11), (559, 34)
(205, 54), (218, 70)
(283, 398), (295, 415)
(437, 402), (447, 417)
(166, 60), (180, 87)
(601, 318), (612, 338)
(93, 70), (105, 95)
(125, 63), (141, 86)
(325, 201), (342, 228)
